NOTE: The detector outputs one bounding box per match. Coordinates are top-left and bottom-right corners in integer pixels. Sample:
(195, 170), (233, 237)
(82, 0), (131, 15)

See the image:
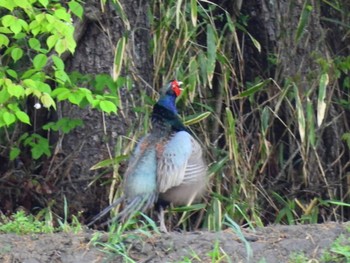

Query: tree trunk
(240, 0), (349, 221)
(48, 0), (153, 219)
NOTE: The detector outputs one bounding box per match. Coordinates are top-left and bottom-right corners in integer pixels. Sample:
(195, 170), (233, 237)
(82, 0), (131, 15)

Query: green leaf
(65, 35), (76, 53)
(7, 84), (24, 98)
(175, 0), (183, 29)
(190, 0), (197, 27)
(342, 133), (350, 150)
(225, 107), (239, 163)
(29, 38), (41, 50)
(52, 55), (65, 70)
(22, 134), (51, 159)
(0, 87), (10, 104)
(54, 8), (71, 22)
(238, 79), (271, 98)
(294, 84), (306, 144)
(29, 20), (41, 36)
(55, 39), (66, 56)
(38, 0), (49, 7)
(40, 93), (56, 109)
(99, 100), (117, 114)
(11, 47), (23, 62)
(23, 79), (36, 89)
(247, 31), (261, 52)
(306, 98), (315, 147)
(0, 1), (15, 11)
(235, 23), (261, 52)
(18, 19), (29, 32)
(51, 87), (71, 101)
(6, 69), (18, 79)
(0, 34), (10, 47)
(68, 92), (83, 105)
(206, 24), (217, 84)
(184, 111), (211, 125)
(3, 111), (16, 126)
(14, 0), (31, 9)
(7, 103), (20, 112)
(36, 81), (51, 93)
(68, 1), (84, 19)
(33, 54), (48, 69)
(261, 107), (270, 132)
(225, 12), (235, 32)
(47, 35), (59, 50)
(10, 22), (22, 35)
(113, 36), (126, 81)
(2, 15), (16, 27)
(9, 147), (21, 161)
(295, 1), (312, 43)
(15, 110), (31, 125)
(90, 155), (128, 170)
(43, 118), (83, 133)
(317, 73), (328, 127)
(324, 200), (350, 207)
(55, 70), (70, 83)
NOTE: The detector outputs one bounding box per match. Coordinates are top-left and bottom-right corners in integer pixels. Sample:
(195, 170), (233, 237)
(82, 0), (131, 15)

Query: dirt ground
(0, 222), (348, 263)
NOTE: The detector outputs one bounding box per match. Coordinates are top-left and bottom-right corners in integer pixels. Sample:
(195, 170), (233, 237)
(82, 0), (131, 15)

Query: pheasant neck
(151, 103), (187, 133)
(156, 95), (178, 114)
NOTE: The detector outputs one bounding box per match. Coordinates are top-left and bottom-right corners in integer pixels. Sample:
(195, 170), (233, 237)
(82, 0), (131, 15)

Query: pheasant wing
(182, 136), (207, 184)
(157, 131), (195, 193)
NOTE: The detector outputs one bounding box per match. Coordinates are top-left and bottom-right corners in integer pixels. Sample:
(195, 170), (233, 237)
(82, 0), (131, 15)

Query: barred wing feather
(157, 131), (205, 193)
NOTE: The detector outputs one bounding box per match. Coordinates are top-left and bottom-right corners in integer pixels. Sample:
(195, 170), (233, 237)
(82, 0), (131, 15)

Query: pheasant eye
(171, 81), (182, 97)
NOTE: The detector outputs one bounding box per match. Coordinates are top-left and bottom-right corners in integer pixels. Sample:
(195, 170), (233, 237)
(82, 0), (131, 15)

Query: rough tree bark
(47, 0), (153, 218)
(240, 0), (349, 220)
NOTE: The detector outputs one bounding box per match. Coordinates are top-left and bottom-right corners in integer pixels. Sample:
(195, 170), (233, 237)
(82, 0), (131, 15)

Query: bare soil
(0, 223), (348, 263)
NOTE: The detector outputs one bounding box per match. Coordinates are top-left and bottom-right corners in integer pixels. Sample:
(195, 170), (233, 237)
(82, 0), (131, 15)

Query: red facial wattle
(171, 80), (182, 97)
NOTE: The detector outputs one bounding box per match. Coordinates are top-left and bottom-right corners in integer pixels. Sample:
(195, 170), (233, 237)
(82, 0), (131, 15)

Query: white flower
(34, 103), (41, 109)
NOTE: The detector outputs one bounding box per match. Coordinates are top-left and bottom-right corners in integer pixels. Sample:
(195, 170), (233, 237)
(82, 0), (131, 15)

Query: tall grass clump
(95, 0), (350, 231)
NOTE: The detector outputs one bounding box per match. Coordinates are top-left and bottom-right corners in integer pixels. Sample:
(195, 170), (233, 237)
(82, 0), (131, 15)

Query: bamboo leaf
(295, 1), (313, 43)
(247, 31), (261, 52)
(235, 23), (260, 52)
(324, 200), (350, 207)
(225, 107), (238, 162)
(294, 84), (305, 144)
(183, 111), (211, 125)
(188, 57), (198, 101)
(175, 0), (183, 29)
(238, 79), (271, 98)
(207, 24), (217, 85)
(317, 73), (328, 127)
(113, 36), (126, 81)
(190, 0), (197, 27)
(306, 98), (315, 147)
(261, 106), (270, 133)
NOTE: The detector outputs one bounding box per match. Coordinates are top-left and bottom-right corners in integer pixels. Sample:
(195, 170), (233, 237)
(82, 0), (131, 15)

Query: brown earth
(0, 223), (349, 263)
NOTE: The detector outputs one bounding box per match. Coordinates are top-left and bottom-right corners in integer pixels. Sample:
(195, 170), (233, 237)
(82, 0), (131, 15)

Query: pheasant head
(157, 80), (183, 114)
(151, 80), (186, 132)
